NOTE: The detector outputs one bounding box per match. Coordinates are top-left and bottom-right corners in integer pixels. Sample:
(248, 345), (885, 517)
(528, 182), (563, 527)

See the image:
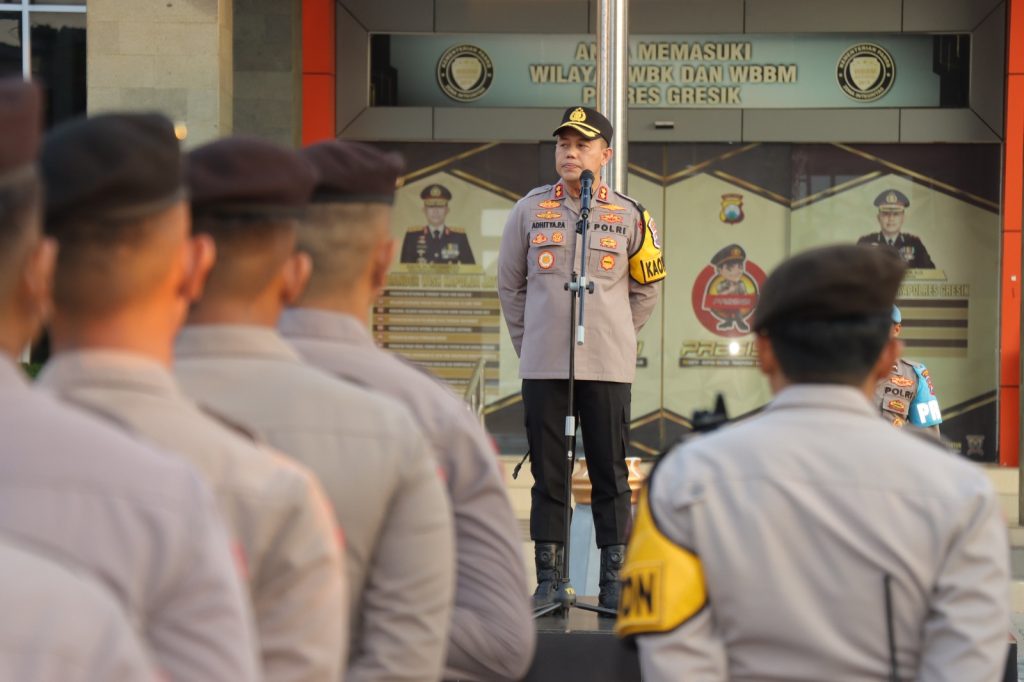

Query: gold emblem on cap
(569, 107), (587, 122)
(431, 186), (442, 197)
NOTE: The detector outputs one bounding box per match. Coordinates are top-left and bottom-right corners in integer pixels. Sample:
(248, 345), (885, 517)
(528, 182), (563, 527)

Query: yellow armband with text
(615, 484), (706, 637)
(628, 209), (666, 285)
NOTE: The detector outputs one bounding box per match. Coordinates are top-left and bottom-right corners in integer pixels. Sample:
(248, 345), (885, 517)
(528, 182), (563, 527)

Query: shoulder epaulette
(523, 184), (553, 199)
(406, 226), (425, 233)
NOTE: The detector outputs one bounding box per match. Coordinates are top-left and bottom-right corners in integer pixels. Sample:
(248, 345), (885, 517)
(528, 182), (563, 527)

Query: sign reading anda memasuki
(388, 33), (940, 108)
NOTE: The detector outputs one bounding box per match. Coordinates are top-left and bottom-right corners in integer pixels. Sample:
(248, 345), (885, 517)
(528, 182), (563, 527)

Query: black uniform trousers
(522, 378), (632, 548)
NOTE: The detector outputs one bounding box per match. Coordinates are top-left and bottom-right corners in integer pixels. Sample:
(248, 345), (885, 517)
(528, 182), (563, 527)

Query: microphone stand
(534, 172), (616, 619)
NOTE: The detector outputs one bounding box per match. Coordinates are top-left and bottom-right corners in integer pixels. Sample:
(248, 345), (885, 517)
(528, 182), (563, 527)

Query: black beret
(420, 184), (451, 206)
(874, 189), (909, 210)
(0, 78), (41, 184)
(553, 106), (613, 145)
(300, 140), (404, 205)
(41, 112), (184, 228)
(188, 135), (318, 218)
(752, 244), (905, 333)
(712, 243), (746, 267)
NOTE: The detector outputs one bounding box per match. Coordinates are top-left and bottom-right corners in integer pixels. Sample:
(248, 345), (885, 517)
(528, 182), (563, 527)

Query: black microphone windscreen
(580, 169), (594, 185)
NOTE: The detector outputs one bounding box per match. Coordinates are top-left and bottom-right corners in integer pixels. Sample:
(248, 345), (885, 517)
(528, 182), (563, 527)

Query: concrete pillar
(86, 0), (233, 147)
(233, 0), (302, 146)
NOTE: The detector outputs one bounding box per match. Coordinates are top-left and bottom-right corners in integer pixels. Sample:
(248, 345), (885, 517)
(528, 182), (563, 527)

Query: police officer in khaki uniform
(0, 537), (156, 680)
(0, 82), (257, 682)
(875, 305), (942, 436)
(617, 245), (1009, 681)
(400, 184), (476, 264)
(36, 114), (346, 682)
(498, 106), (665, 610)
(173, 136), (456, 682)
(283, 139), (535, 682)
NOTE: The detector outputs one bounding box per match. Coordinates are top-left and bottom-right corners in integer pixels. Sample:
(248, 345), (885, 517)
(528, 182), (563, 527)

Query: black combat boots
(598, 544), (626, 613)
(533, 542), (564, 607)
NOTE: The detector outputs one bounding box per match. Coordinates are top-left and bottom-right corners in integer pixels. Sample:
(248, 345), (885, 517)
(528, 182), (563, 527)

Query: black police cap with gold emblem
(873, 189), (909, 210)
(752, 244), (905, 333)
(41, 112), (185, 231)
(188, 136), (318, 217)
(553, 106), (613, 145)
(712, 243), (746, 267)
(0, 78), (41, 185)
(301, 140), (405, 205)
(420, 184), (451, 207)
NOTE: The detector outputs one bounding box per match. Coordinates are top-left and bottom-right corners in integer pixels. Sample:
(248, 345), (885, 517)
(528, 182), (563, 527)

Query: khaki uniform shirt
(0, 357), (256, 682)
(280, 308), (535, 682)
(497, 180), (663, 383)
(173, 325), (455, 682)
(39, 350), (345, 682)
(634, 385), (1009, 682)
(875, 358), (942, 437)
(0, 537), (156, 681)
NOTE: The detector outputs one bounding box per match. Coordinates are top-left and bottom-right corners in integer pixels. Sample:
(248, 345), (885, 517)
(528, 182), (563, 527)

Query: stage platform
(523, 597), (640, 682)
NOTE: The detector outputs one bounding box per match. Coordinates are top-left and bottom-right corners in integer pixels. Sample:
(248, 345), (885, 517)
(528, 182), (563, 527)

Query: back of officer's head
(40, 112), (192, 321)
(0, 79), (51, 354)
(752, 245), (905, 386)
(187, 136), (317, 303)
(297, 140), (404, 298)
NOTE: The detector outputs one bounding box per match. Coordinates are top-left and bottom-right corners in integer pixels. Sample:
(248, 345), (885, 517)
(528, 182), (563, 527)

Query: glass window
(0, 12), (21, 78)
(30, 11), (84, 126)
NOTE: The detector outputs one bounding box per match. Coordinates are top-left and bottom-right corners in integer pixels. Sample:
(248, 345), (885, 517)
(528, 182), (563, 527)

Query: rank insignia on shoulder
(890, 376), (914, 388)
(598, 185), (608, 202)
(532, 233), (549, 245)
(601, 203), (628, 211)
(601, 254), (616, 270)
(536, 211), (562, 219)
(601, 213), (624, 223)
(537, 250), (555, 270)
(615, 486), (706, 638)
(551, 231), (565, 243)
(887, 399), (907, 412)
(554, 183), (564, 199)
(538, 199), (561, 209)
(600, 237), (618, 249)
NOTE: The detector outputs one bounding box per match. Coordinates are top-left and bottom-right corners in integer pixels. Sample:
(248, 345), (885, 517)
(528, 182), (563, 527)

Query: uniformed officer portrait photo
(856, 189), (936, 269)
(399, 183), (476, 264)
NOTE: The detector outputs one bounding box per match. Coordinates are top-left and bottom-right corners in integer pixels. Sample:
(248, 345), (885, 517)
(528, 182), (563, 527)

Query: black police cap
(301, 140), (404, 205)
(41, 112), (184, 230)
(188, 135), (318, 218)
(874, 189), (910, 210)
(752, 244), (905, 333)
(712, 244), (746, 267)
(420, 184), (451, 206)
(553, 106), (613, 145)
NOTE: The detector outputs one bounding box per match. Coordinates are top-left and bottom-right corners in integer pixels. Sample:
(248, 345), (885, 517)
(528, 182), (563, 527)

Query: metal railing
(463, 357), (487, 425)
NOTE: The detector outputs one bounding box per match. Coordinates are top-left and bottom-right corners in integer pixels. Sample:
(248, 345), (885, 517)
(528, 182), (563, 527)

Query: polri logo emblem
(719, 193), (744, 224)
(836, 43), (895, 102)
(437, 44), (494, 102)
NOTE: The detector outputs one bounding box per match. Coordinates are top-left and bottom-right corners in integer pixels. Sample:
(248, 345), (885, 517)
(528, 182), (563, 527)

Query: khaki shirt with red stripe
(498, 180), (663, 383)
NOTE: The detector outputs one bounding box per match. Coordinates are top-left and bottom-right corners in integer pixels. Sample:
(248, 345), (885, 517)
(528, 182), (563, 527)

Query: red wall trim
(301, 0), (336, 146)
(1001, 0), (1023, 466)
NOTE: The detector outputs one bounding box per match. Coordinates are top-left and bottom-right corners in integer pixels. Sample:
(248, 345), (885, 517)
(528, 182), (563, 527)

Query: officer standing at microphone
(497, 106), (665, 611)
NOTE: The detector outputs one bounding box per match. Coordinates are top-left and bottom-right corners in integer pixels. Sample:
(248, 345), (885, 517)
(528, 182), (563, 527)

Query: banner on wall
(387, 33), (943, 108)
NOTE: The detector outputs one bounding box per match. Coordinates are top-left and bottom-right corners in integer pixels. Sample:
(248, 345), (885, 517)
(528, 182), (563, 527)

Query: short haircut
(298, 203), (391, 297)
(192, 213), (298, 299)
(766, 315), (891, 386)
(47, 204), (182, 318)
(0, 175), (41, 293)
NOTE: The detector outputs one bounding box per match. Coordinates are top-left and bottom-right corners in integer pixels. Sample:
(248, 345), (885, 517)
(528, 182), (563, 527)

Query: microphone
(579, 169), (594, 217)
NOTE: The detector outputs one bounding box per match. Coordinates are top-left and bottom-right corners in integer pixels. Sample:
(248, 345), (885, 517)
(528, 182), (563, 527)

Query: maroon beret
(752, 244), (905, 333)
(300, 140), (405, 205)
(187, 135), (318, 217)
(42, 112), (185, 230)
(0, 78), (41, 184)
